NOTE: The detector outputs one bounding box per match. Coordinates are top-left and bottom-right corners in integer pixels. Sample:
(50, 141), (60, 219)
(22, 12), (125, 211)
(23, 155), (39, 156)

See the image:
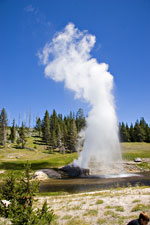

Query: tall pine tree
(67, 119), (78, 152)
(0, 108), (8, 147)
(18, 122), (26, 149)
(42, 110), (51, 145)
(10, 119), (16, 143)
(35, 117), (42, 136)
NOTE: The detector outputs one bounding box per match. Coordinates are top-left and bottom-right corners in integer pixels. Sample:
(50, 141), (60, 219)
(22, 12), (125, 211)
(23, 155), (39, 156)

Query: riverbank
(1, 183), (150, 224)
(36, 186), (150, 225)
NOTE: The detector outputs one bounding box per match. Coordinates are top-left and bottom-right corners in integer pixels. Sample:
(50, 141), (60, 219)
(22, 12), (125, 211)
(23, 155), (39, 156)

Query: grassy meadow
(0, 136), (150, 180)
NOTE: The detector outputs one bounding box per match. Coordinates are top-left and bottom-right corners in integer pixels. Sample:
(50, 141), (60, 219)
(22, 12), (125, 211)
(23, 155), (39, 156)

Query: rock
(0, 217), (11, 224)
(0, 170), (5, 174)
(41, 169), (61, 179)
(1, 200), (10, 207)
(134, 158), (142, 163)
(34, 169), (61, 180)
(34, 171), (49, 180)
(60, 165), (90, 178)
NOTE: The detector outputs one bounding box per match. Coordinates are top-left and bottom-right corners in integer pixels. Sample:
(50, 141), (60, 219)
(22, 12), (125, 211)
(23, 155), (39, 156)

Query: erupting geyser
(38, 23), (123, 175)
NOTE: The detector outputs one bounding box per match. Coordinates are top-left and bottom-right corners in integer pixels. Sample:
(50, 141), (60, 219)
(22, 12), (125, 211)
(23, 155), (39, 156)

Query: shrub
(0, 162), (54, 224)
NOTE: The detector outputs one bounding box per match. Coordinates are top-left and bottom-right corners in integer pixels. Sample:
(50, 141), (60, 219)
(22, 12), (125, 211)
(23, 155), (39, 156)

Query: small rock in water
(34, 169), (61, 180)
(134, 158), (142, 163)
(41, 169), (61, 179)
(34, 171), (49, 180)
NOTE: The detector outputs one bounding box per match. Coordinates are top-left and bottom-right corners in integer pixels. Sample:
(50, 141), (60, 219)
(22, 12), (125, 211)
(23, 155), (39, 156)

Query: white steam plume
(38, 23), (122, 174)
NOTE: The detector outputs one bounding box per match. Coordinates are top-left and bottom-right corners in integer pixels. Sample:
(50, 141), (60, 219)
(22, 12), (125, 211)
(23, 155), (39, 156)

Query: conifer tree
(134, 120), (146, 142)
(0, 162), (54, 224)
(50, 130), (57, 150)
(42, 110), (51, 145)
(35, 117), (42, 136)
(18, 122), (26, 149)
(129, 123), (135, 142)
(67, 119), (78, 152)
(145, 124), (150, 143)
(0, 108), (8, 147)
(62, 123), (68, 149)
(76, 108), (86, 132)
(10, 119), (16, 143)
(119, 122), (130, 142)
(56, 124), (63, 148)
(50, 109), (58, 132)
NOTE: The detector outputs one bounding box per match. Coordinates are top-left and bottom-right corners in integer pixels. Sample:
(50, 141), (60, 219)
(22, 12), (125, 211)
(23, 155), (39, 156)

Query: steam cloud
(38, 23), (122, 174)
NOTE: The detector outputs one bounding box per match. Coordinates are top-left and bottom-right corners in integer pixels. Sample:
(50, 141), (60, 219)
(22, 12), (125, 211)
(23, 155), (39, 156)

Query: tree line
(0, 108), (86, 152)
(0, 108), (150, 150)
(119, 117), (150, 142)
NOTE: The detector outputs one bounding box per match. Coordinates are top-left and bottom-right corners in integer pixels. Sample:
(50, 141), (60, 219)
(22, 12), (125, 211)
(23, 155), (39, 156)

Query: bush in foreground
(0, 162), (54, 225)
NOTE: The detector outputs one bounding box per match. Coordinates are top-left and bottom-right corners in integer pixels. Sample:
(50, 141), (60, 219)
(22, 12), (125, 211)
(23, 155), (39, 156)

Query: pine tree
(56, 124), (63, 148)
(125, 123), (130, 141)
(0, 162), (54, 224)
(76, 108), (86, 132)
(145, 124), (150, 143)
(0, 108), (8, 147)
(42, 110), (51, 145)
(50, 130), (57, 150)
(50, 109), (58, 132)
(134, 120), (146, 142)
(129, 123), (135, 142)
(18, 122), (26, 149)
(119, 122), (130, 142)
(35, 117), (42, 136)
(139, 117), (147, 129)
(62, 123), (68, 150)
(10, 119), (16, 143)
(67, 119), (78, 152)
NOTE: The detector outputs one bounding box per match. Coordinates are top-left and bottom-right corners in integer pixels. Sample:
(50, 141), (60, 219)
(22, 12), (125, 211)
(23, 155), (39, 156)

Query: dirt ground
(36, 187), (150, 225)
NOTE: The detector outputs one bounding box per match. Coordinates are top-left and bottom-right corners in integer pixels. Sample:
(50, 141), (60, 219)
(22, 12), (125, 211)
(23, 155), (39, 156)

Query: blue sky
(0, 0), (150, 126)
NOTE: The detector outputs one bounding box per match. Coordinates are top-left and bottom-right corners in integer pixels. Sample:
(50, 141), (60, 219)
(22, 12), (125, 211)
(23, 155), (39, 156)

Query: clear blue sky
(0, 0), (150, 126)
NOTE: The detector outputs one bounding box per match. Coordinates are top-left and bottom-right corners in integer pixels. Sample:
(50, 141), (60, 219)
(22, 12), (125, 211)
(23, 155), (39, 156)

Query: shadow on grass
(0, 161), (63, 171)
(33, 140), (46, 146)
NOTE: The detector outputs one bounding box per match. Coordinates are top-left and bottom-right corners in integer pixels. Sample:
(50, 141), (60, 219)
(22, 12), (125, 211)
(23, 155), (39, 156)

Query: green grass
(66, 218), (90, 225)
(131, 204), (150, 212)
(83, 209), (98, 216)
(70, 205), (81, 210)
(96, 199), (104, 204)
(0, 154), (77, 170)
(138, 162), (150, 170)
(122, 142), (150, 160)
(104, 210), (119, 218)
(0, 135), (78, 181)
(105, 205), (124, 212)
(0, 135), (78, 171)
(37, 191), (68, 196)
(62, 215), (72, 220)
(132, 199), (141, 203)
(0, 152), (77, 182)
(97, 218), (107, 224)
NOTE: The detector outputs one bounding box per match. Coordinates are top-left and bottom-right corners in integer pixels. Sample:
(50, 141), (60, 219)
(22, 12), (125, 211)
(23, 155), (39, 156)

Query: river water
(39, 172), (150, 193)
